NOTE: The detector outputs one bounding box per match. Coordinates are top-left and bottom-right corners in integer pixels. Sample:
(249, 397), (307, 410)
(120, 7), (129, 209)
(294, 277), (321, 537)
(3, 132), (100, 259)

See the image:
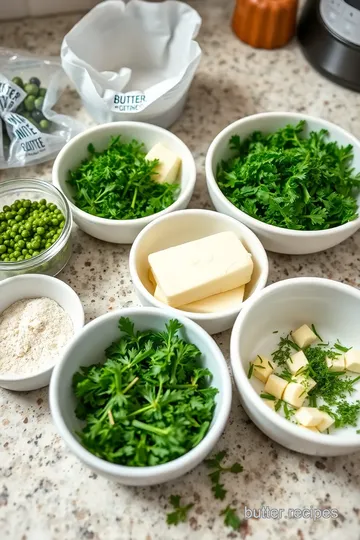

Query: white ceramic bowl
(129, 209), (269, 335)
(50, 307), (232, 485)
(230, 277), (360, 456)
(206, 112), (360, 255)
(0, 275), (84, 391)
(52, 122), (196, 244)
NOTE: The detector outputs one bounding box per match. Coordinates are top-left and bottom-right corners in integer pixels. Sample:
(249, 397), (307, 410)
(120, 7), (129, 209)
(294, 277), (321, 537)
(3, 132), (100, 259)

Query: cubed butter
(291, 324), (318, 349)
(317, 411), (335, 432)
(145, 143), (181, 184)
(286, 350), (308, 375)
(294, 407), (324, 427)
(251, 355), (274, 383)
(148, 232), (253, 308)
(326, 354), (345, 372)
(282, 382), (307, 408)
(262, 398), (276, 410)
(299, 425), (320, 433)
(294, 374), (316, 392)
(264, 374), (288, 399)
(345, 349), (360, 373)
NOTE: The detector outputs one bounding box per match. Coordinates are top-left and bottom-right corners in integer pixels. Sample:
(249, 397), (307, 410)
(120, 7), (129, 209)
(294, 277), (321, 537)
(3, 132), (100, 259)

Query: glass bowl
(0, 179), (72, 281)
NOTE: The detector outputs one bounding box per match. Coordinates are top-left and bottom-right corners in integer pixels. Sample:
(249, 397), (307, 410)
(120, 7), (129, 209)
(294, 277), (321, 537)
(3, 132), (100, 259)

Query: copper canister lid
(232, 0), (298, 49)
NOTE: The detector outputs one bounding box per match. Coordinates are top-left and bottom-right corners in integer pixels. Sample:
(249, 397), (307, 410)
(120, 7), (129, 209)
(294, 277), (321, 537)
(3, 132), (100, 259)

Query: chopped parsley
(216, 121), (360, 230)
(220, 505), (242, 531)
(166, 495), (193, 526)
(205, 450), (243, 500)
(72, 317), (217, 466)
(68, 136), (179, 220)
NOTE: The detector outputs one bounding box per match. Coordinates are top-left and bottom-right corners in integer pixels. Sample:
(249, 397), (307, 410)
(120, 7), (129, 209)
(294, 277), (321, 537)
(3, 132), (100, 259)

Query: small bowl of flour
(0, 274), (84, 391)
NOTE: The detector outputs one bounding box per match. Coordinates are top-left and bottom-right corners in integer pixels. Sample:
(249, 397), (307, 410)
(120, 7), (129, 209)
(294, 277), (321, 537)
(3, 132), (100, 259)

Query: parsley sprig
(216, 121), (360, 231)
(166, 496), (193, 526)
(220, 505), (242, 531)
(73, 317), (217, 467)
(68, 136), (179, 220)
(205, 450), (243, 500)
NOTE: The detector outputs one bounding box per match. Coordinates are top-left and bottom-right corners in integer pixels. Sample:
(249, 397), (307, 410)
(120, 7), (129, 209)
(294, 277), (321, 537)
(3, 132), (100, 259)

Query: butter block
(291, 324), (318, 349)
(294, 407), (324, 427)
(345, 349), (360, 373)
(282, 382), (307, 408)
(251, 355), (274, 383)
(326, 354), (345, 372)
(286, 350), (308, 375)
(148, 232), (253, 308)
(264, 374), (288, 399)
(154, 285), (245, 314)
(180, 286), (245, 313)
(145, 143), (181, 184)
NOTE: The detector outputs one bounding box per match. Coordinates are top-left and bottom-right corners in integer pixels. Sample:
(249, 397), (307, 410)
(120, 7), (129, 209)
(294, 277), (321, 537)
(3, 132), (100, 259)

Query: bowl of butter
(129, 209), (269, 334)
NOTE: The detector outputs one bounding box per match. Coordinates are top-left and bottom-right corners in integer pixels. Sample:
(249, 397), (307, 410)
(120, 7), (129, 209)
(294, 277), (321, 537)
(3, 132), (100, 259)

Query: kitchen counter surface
(1, 2), (360, 539)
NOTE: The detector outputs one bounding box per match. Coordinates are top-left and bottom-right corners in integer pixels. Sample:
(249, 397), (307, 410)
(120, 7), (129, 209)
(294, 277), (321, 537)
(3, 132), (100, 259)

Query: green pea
(32, 250), (40, 257)
(22, 249), (28, 256)
(39, 119), (50, 131)
(15, 215), (22, 222)
(24, 95), (36, 112)
(24, 83), (39, 97)
(17, 256), (24, 261)
(13, 250), (21, 258)
(18, 207), (27, 216)
(23, 200), (31, 208)
(0, 245), (6, 254)
(25, 254), (32, 260)
(37, 226), (45, 235)
(15, 235), (22, 242)
(3, 206), (10, 212)
(12, 76), (24, 88)
(39, 88), (46, 97)
(21, 230), (30, 238)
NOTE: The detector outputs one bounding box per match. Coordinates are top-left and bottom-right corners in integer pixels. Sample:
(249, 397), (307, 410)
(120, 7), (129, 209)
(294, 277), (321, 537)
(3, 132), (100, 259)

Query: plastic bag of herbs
(0, 48), (84, 169)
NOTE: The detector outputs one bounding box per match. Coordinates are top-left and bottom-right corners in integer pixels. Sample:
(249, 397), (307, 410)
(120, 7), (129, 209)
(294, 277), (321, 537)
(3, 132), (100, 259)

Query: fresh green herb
(334, 342), (351, 353)
(311, 324), (323, 342)
(320, 401), (360, 428)
(205, 451), (243, 500)
(67, 137), (179, 220)
(272, 335), (300, 367)
(356, 429), (360, 434)
(220, 505), (242, 531)
(216, 121), (360, 230)
(260, 393), (276, 401)
(73, 317), (217, 466)
(166, 495), (193, 526)
(275, 399), (295, 419)
(247, 363), (254, 379)
(306, 346), (359, 406)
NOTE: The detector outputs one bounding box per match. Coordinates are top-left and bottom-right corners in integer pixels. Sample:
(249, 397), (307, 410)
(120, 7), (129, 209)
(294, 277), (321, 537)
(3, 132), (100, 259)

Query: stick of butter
(145, 143), (181, 184)
(154, 284), (245, 313)
(148, 231), (253, 308)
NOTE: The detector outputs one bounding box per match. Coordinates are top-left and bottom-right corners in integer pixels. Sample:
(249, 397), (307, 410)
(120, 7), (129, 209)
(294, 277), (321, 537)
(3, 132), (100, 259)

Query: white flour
(0, 297), (74, 375)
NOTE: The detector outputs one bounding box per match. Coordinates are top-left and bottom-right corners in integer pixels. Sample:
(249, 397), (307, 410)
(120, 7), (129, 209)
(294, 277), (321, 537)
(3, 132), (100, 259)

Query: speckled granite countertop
(1, 1), (360, 539)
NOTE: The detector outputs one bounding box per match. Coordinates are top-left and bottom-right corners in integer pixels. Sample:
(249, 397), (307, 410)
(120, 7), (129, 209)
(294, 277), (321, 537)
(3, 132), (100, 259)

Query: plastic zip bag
(0, 49), (84, 169)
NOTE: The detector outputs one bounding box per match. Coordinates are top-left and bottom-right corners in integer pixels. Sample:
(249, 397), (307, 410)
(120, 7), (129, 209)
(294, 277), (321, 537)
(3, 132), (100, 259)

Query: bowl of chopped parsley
(206, 112), (360, 254)
(49, 307), (232, 485)
(230, 277), (360, 456)
(52, 122), (196, 244)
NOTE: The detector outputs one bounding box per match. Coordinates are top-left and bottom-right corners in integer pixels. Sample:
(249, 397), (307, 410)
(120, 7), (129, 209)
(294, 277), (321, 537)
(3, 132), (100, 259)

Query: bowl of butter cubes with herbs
(52, 121), (196, 244)
(129, 209), (269, 335)
(230, 277), (360, 456)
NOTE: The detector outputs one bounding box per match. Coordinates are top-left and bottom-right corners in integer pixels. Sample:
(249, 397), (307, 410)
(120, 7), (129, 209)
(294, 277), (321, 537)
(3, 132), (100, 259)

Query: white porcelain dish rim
(0, 274), (85, 381)
(206, 112), (360, 237)
(129, 209), (269, 321)
(50, 306), (232, 478)
(53, 121), (197, 226)
(230, 277), (360, 448)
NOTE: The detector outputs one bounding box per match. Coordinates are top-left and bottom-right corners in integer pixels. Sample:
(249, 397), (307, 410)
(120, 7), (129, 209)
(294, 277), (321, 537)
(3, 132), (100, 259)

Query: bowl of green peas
(0, 179), (72, 281)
